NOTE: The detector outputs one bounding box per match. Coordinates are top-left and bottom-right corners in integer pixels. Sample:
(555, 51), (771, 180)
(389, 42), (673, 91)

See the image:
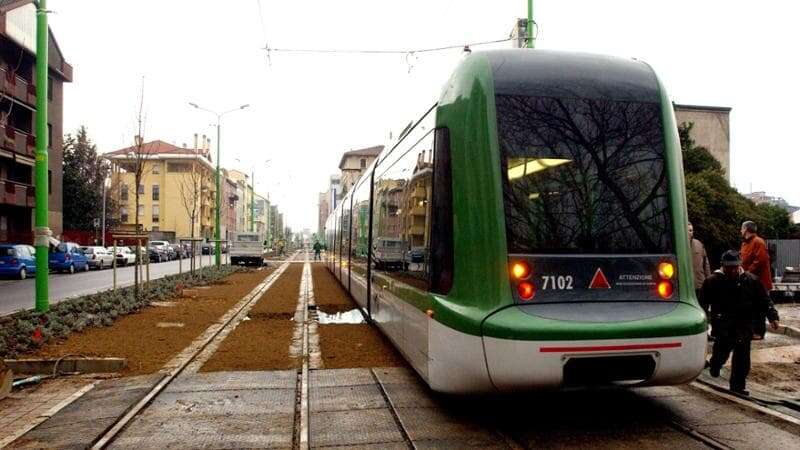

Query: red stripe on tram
(539, 342), (682, 353)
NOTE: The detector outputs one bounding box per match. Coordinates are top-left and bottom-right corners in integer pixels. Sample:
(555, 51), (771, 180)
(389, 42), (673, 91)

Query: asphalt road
(0, 254), (226, 316)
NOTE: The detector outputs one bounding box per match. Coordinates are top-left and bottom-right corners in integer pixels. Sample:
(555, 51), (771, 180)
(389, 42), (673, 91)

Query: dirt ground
(312, 264), (354, 314)
(200, 264), (304, 372)
(28, 269), (273, 376)
(749, 362), (800, 394)
(311, 264), (404, 369)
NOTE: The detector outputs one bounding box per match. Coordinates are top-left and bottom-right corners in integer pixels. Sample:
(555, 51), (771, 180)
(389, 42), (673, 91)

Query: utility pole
(250, 168), (254, 232)
(189, 102), (249, 267)
(34, 0), (50, 312)
(527, 0), (535, 48)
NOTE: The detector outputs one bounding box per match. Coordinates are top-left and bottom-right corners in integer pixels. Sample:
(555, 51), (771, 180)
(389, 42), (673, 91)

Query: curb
(774, 324), (800, 340)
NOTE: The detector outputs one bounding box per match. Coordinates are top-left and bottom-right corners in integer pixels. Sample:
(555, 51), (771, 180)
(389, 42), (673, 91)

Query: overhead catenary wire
(263, 37), (514, 56)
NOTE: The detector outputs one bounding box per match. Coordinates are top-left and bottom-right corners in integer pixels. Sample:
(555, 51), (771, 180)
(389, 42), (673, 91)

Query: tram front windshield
(497, 95), (673, 255)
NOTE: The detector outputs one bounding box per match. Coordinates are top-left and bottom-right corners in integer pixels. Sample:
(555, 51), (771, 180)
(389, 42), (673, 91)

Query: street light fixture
(188, 101), (249, 267)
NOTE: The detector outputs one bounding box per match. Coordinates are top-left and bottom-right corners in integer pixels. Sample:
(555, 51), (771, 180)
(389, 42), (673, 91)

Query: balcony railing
(0, 124), (35, 157)
(0, 179), (35, 208)
(0, 66), (36, 106)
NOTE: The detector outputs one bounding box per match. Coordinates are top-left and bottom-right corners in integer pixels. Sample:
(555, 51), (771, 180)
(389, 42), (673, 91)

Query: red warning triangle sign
(589, 268), (611, 289)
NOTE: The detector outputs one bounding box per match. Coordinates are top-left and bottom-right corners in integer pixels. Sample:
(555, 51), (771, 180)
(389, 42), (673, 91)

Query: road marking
(299, 251), (311, 450)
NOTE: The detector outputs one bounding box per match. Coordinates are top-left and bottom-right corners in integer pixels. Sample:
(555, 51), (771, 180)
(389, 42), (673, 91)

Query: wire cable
(264, 37), (513, 56)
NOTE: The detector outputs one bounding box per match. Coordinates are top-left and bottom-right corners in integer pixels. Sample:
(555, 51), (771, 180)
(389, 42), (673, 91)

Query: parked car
(147, 245), (168, 263)
(150, 240), (173, 260)
(0, 244), (37, 280)
(170, 244), (187, 259)
(109, 246), (136, 266)
(49, 242), (90, 274)
(81, 246), (115, 270)
(201, 241), (215, 255)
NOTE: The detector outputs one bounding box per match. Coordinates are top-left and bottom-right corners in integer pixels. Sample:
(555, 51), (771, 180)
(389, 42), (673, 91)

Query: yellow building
(105, 140), (217, 240)
(227, 169), (253, 233)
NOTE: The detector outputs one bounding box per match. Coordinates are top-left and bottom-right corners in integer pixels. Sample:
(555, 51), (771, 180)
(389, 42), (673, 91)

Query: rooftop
(338, 145), (383, 169)
(105, 140), (211, 160)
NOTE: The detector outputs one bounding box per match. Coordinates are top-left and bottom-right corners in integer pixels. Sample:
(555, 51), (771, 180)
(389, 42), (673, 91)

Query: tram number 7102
(541, 275), (574, 290)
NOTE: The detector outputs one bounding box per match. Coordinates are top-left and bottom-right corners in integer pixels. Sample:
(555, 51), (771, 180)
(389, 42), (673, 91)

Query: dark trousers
(710, 337), (751, 391)
(314, 251), (321, 261)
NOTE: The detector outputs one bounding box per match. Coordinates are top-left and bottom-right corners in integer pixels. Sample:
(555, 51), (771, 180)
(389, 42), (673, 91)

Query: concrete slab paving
(310, 408), (405, 447)
(310, 384), (387, 412)
(113, 371), (297, 448)
(309, 367), (376, 387)
(697, 421), (800, 450)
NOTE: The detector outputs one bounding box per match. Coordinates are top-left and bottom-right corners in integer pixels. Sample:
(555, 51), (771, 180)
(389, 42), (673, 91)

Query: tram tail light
(657, 281), (673, 299)
(518, 281), (535, 301)
(658, 262), (674, 279)
(511, 261), (531, 280)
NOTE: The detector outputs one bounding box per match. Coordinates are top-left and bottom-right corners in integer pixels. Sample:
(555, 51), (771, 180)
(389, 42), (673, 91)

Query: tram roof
(482, 49), (661, 104)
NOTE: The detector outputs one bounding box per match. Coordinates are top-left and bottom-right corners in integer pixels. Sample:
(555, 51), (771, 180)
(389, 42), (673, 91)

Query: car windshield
(0, 247), (15, 257)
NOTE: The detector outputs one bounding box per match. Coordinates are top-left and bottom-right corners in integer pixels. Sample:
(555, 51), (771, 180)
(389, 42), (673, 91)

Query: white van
(230, 232), (266, 266)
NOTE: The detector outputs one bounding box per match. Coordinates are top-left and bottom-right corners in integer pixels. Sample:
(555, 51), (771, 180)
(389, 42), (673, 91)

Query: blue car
(49, 242), (90, 274)
(0, 244), (37, 280)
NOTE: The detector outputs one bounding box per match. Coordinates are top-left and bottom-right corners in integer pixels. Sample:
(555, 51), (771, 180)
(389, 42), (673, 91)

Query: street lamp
(188, 102), (249, 267)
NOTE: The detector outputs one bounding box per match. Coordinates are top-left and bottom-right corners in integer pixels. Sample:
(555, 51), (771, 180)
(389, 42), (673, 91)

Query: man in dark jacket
(701, 250), (780, 395)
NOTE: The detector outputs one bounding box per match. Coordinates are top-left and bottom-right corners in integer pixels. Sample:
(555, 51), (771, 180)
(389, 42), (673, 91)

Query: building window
(152, 163), (160, 174)
(121, 185), (129, 201)
(47, 124), (52, 148)
(48, 76), (53, 101)
(48, 170), (51, 194)
(138, 205), (144, 217)
(152, 205), (159, 222)
(360, 158), (366, 168)
(138, 184), (144, 194)
(152, 184), (159, 201)
(120, 207), (128, 223)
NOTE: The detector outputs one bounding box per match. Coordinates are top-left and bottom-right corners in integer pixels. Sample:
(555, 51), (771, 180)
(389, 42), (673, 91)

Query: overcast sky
(48, 0), (800, 231)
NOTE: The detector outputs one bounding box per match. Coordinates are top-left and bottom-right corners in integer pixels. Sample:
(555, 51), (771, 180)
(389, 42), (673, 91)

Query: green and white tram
(325, 49), (707, 393)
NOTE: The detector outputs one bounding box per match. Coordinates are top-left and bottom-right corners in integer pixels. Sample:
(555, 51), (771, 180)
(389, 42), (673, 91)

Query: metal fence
(767, 239), (800, 279)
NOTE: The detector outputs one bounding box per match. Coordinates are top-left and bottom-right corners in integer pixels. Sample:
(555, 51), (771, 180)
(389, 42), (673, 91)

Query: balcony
(1, 179), (35, 208)
(0, 124), (35, 157)
(0, 66), (35, 106)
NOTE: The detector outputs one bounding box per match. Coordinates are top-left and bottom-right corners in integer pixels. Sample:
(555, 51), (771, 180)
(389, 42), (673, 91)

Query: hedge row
(0, 265), (242, 358)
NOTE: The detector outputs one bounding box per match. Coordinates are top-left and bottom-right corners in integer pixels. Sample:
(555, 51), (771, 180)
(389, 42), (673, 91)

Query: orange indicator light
(518, 281), (535, 301)
(657, 281), (673, 299)
(511, 261), (531, 279)
(658, 262), (675, 279)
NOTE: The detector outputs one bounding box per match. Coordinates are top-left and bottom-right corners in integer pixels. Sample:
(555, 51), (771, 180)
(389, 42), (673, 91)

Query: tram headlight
(657, 280), (673, 299)
(517, 281), (535, 301)
(511, 261), (531, 280)
(658, 262), (675, 279)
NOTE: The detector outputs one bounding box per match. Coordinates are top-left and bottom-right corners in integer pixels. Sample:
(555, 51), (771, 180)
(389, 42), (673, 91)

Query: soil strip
(199, 262), (306, 371)
(29, 269), (275, 376)
(311, 264), (405, 369)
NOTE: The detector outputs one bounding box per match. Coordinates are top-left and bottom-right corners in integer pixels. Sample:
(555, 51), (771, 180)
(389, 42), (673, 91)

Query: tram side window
(340, 198), (352, 269)
(350, 179), (371, 277)
(371, 129), (435, 291)
(430, 128), (453, 295)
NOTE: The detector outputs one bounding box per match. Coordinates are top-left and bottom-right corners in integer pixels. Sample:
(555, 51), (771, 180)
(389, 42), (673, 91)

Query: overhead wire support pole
(34, 0), (50, 312)
(189, 102), (249, 268)
(527, 0), (535, 48)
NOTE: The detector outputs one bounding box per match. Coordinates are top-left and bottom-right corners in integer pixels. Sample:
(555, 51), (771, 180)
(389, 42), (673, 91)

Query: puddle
(317, 309), (366, 324)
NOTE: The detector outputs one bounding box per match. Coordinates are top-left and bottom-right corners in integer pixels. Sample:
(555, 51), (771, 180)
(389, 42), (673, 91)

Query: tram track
(88, 253), (299, 449)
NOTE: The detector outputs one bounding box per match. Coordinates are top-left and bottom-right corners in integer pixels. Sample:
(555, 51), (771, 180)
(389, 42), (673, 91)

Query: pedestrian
(688, 222), (711, 306)
(313, 241), (322, 261)
(740, 220), (774, 338)
(701, 250), (780, 396)
(740, 221), (773, 291)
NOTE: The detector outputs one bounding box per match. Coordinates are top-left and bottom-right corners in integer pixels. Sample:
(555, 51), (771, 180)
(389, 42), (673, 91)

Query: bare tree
(124, 77), (154, 300)
(178, 144), (204, 270)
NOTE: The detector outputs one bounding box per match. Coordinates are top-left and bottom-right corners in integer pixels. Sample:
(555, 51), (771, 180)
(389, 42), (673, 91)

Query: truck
(230, 232), (266, 266)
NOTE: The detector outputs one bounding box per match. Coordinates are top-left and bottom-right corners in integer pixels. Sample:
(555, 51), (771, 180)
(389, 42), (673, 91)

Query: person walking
(740, 220), (774, 338)
(313, 241), (322, 261)
(701, 250), (780, 396)
(688, 222), (711, 305)
(740, 221), (773, 291)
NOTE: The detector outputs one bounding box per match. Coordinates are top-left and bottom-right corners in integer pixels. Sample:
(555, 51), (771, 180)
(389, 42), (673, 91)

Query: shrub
(0, 265), (242, 358)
